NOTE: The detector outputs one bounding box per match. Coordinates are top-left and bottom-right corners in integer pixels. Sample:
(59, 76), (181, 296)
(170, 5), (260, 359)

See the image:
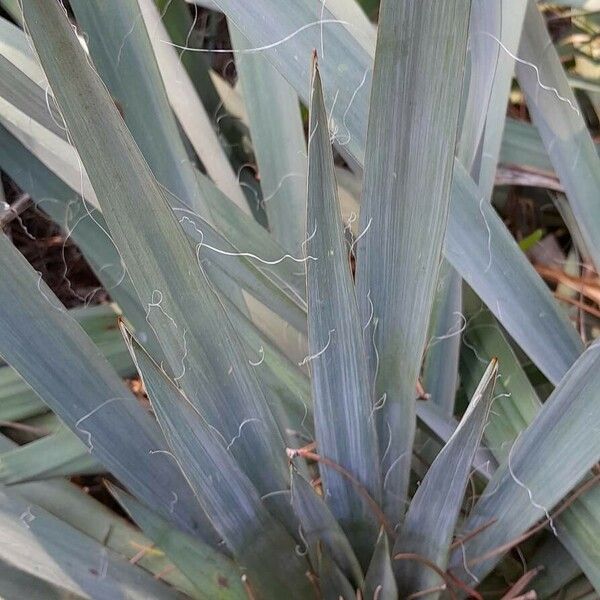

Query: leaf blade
(306, 58), (381, 563)
(356, 0), (471, 521)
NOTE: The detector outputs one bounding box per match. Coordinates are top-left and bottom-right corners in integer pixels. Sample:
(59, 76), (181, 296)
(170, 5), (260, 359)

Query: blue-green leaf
(306, 57), (381, 563)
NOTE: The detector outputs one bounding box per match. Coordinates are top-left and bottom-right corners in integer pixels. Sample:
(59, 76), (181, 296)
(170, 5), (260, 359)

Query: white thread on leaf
(428, 311), (467, 349)
(328, 89), (341, 141)
(260, 489), (290, 501)
(75, 398), (121, 452)
(369, 393), (387, 421)
(180, 217), (317, 265)
(168, 492), (178, 513)
(479, 32), (580, 116)
(146, 290), (178, 329)
(307, 120), (319, 150)
(381, 421), (393, 467)
(44, 84), (68, 132)
(350, 217), (373, 256)
(75, 397), (121, 453)
(226, 418), (262, 451)
(173, 329), (189, 382)
(298, 329), (335, 366)
(260, 172), (304, 206)
(459, 539), (480, 584)
(372, 318), (381, 385)
(363, 290), (374, 332)
(149, 449), (177, 458)
(301, 222), (318, 254)
(117, 10), (144, 66)
(479, 196), (493, 272)
(36, 272), (65, 313)
(383, 453), (406, 490)
(462, 334), (488, 365)
(508, 434), (557, 536)
(19, 506), (35, 529)
(97, 548), (108, 580)
(161, 19), (349, 54)
(296, 525), (309, 557)
(336, 68), (370, 146)
(249, 346), (265, 367)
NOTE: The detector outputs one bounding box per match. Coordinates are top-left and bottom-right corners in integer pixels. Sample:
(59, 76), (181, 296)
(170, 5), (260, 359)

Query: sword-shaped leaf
(517, 0), (600, 271)
(393, 359), (498, 598)
(22, 0), (289, 498)
(126, 335), (312, 599)
(450, 342), (600, 584)
(363, 529), (397, 600)
(108, 484), (246, 600)
(216, 0), (582, 390)
(306, 57), (381, 564)
(0, 232), (213, 540)
(355, 0), (471, 522)
(230, 26), (307, 253)
(290, 469), (363, 587)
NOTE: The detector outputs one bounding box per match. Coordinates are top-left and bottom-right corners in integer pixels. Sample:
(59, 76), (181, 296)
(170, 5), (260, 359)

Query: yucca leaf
(555, 485), (600, 592)
(451, 341), (600, 583)
(217, 0), (583, 387)
(22, 0), (290, 497)
(69, 0), (209, 215)
(11, 480), (199, 596)
(500, 118), (555, 173)
(0, 429), (198, 595)
(448, 162), (583, 385)
(0, 365), (48, 422)
(126, 334), (313, 600)
(0, 123), (159, 351)
(0, 426), (99, 484)
(109, 484), (246, 600)
(306, 57), (381, 563)
(415, 401), (497, 479)
(0, 303), (136, 421)
(0, 15), (43, 81)
(290, 469), (364, 587)
(0, 231), (216, 541)
(530, 537), (582, 599)
(477, 2), (528, 196)
(363, 529), (397, 600)
(135, 0), (248, 212)
(423, 263), (463, 418)
(517, 0), (600, 271)
(230, 26), (307, 253)
(197, 170), (307, 305)
(461, 293), (600, 593)
(427, 0), (500, 423)
(458, 0), (500, 172)
(394, 359), (498, 598)
(355, 0), (470, 521)
(0, 560), (77, 600)
(461, 292), (541, 462)
(0, 487), (181, 599)
(318, 546), (357, 600)
(0, 54), (66, 140)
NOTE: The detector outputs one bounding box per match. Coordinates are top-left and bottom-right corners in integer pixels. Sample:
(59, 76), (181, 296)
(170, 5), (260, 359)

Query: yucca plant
(0, 0), (600, 598)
